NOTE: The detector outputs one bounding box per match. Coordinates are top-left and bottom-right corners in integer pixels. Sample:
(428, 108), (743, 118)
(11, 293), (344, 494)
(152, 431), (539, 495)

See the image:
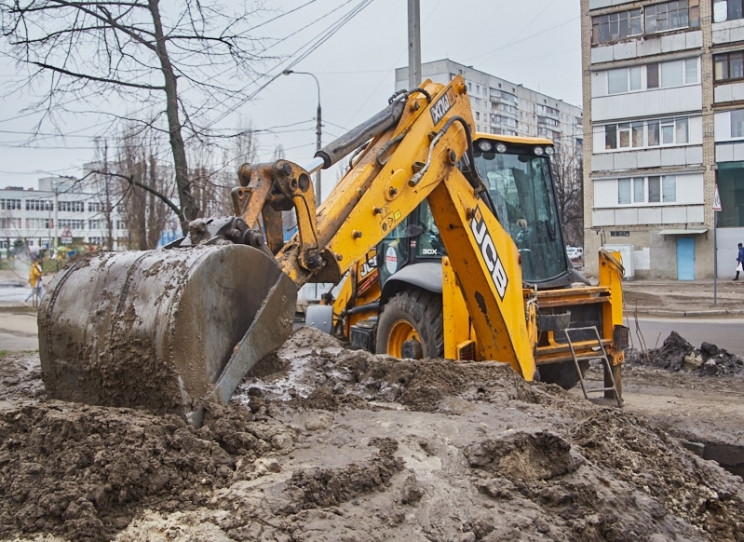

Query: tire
(538, 359), (589, 390)
(375, 289), (444, 359)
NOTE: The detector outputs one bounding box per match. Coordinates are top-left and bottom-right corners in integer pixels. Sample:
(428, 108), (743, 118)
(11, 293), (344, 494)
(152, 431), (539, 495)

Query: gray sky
(0, 0), (581, 190)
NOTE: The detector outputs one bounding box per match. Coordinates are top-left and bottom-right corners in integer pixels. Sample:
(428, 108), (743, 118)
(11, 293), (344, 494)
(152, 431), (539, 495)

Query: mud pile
(1, 327), (744, 541)
(627, 331), (744, 375)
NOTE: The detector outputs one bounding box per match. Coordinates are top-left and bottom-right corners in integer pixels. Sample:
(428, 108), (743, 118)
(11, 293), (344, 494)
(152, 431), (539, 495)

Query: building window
(654, 58), (698, 87)
(0, 218), (21, 228)
(714, 51), (744, 82)
(714, 0), (744, 22)
(592, 9), (642, 45)
(58, 201), (85, 213)
(24, 199), (53, 212)
(89, 219), (107, 230)
(25, 218), (53, 229)
(604, 116), (689, 150)
(0, 198), (21, 211)
(716, 161), (744, 226)
(592, 1), (698, 45)
(607, 66), (642, 94)
(645, 1), (698, 33)
(732, 110), (744, 138)
(606, 58), (698, 95)
(59, 219), (85, 230)
(618, 175), (677, 205)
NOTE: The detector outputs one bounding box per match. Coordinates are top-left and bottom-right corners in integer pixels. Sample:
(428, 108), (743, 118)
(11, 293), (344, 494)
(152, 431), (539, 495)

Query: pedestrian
(735, 243), (744, 281)
(23, 256), (44, 305)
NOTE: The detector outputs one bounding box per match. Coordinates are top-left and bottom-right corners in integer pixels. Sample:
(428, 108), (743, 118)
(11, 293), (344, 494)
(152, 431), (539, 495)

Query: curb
(624, 309), (744, 318)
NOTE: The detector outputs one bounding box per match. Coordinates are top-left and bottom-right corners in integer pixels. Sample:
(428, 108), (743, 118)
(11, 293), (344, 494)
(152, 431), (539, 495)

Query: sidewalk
(622, 278), (744, 318)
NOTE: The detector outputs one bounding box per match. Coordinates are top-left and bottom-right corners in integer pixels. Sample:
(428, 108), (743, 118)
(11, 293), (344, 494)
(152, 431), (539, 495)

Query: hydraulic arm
(39, 76), (540, 423)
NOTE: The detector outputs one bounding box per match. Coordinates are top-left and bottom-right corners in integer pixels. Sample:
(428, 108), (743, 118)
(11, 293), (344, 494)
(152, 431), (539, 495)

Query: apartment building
(395, 59), (584, 157)
(582, 0), (744, 280)
(0, 174), (128, 256)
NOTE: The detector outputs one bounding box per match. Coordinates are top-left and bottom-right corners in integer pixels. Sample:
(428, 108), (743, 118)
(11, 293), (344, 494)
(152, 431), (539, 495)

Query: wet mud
(0, 327), (743, 541)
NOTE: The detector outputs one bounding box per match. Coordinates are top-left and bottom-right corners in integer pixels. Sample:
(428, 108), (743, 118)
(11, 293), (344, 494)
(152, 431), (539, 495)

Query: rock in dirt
(0, 327), (743, 541)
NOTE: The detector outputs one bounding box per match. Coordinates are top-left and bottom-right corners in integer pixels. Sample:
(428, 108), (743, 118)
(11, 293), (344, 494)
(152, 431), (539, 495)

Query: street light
(282, 69), (322, 202)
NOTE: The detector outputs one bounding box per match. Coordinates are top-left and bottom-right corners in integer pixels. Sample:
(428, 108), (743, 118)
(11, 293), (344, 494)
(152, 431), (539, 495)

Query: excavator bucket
(38, 244), (297, 425)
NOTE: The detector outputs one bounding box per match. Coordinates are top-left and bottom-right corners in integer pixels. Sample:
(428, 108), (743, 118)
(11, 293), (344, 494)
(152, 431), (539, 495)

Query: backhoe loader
(38, 76), (625, 426)
(323, 133), (627, 391)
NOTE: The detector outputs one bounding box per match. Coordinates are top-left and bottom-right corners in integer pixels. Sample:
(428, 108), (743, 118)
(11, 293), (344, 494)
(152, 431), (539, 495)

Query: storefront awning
(658, 228), (708, 236)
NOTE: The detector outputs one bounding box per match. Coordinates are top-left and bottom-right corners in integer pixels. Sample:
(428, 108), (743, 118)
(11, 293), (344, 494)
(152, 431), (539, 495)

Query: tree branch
(95, 169), (185, 224)
(30, 61), (163, 90)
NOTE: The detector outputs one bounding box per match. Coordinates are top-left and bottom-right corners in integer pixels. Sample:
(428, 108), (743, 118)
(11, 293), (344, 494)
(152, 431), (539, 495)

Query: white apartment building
(0, 174), (128, 257)
(395, 59), (584, 157)
(582, 0), (744, 280)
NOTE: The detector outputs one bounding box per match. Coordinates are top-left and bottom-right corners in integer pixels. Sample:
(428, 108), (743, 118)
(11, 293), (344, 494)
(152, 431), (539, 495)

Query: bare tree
(551, 143), (584, 247)
(1, 0), (269, 232)
(90, 140), (116, 250)
(116, 123), (174, 249)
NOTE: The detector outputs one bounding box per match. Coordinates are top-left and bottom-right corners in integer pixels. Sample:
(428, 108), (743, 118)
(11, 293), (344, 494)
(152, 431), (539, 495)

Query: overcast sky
(0, 0), (582, 191)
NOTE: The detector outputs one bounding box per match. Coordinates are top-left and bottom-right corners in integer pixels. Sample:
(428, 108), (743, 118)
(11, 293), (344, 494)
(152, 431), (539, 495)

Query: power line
(206, 0), (375, 129)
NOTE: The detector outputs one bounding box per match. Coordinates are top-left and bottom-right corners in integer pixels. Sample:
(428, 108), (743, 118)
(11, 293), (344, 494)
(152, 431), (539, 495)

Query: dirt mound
(627, 331), (744, 375)
(1, 327), (743, 541)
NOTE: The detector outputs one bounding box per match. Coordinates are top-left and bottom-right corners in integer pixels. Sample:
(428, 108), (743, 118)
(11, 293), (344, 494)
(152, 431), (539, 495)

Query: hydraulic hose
(314, 94), (407, 169)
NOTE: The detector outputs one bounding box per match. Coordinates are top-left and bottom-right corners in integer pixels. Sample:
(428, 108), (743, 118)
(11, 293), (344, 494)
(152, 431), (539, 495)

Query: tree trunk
(148, 0), (198, 233)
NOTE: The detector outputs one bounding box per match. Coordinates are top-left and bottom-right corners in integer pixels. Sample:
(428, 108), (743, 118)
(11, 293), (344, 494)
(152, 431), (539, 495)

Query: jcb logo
(430, 88), (455, 126)
(470, 209), (508, 300)
(360, 255), (377, 278)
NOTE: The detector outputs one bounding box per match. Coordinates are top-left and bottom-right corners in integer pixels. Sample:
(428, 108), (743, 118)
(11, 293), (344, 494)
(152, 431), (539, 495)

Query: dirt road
(1, 325), (743, 541)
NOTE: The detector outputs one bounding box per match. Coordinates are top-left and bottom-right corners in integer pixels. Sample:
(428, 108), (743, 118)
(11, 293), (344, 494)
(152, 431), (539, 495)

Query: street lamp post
(282, 69), (322, 202)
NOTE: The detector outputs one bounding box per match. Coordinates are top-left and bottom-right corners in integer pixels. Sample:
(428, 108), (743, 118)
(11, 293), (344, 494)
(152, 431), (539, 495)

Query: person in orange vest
(23, 256), (44, 305)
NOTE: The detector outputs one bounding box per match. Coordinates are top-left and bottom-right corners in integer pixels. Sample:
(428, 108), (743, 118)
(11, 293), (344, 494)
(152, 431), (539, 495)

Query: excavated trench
(681, 440), (744, 478)
(623, 330), (744, 479)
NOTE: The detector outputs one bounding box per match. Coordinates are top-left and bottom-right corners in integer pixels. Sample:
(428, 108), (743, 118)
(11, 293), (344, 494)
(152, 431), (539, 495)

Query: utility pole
(282, 69), (322, 203)
(408, 0), (421, 90)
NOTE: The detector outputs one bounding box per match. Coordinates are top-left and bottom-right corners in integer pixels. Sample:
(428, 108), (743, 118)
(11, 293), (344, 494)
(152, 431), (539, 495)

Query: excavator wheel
(38, 244), (297, 423)
(375, 289), (443, 359)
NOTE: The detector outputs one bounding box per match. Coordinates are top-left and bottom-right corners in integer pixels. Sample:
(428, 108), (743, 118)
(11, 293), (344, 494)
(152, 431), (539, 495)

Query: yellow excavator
(320, 132), (627, 391)
(38, 76), (626, 426)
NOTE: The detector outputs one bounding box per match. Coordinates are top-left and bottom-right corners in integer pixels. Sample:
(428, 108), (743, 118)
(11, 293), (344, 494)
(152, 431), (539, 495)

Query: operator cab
(378, 134), (574, 290)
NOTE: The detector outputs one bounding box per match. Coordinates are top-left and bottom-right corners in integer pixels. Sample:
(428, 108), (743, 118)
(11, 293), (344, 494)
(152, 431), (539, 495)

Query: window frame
(714, 0), (744, 22)
(714, 51), (744, 83)
(603, 116), (690, 151)
(645, 0), (691, 34)
(732, 110), (744, 138)
(592, 8), (643, 45)
(617, 175), (678, 205)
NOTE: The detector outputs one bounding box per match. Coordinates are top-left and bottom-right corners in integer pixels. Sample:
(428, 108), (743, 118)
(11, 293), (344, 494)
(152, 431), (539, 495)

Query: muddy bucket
(38, 244), (297, 423)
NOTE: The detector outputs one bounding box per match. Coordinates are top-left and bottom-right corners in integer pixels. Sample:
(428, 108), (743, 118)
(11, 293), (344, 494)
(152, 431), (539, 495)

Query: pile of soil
(1, 327), (743, 541)
(627, 331), (744, 375)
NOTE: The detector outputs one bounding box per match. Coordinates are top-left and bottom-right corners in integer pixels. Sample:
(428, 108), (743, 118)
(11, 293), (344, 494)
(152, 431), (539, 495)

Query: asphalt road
(631, 316), (744, 358)
(0, 311), (38, 352)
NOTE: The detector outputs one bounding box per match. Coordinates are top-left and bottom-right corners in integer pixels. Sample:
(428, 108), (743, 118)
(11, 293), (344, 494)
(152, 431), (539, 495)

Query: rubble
(627, 331), (744, 376)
